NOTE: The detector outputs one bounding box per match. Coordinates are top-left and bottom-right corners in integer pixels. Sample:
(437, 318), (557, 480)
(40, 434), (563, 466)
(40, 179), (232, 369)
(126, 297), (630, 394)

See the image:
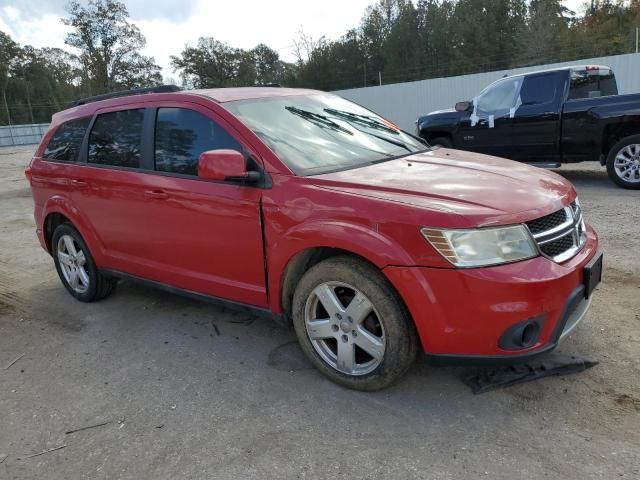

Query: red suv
(26, 86), (602, 390)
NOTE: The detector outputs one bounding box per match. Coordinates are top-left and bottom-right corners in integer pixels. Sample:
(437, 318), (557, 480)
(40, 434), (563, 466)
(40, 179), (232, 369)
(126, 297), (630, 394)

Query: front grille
(526, 201), (585, 263)
(526, 209), (568, 234)
(539, 233), (574, 257)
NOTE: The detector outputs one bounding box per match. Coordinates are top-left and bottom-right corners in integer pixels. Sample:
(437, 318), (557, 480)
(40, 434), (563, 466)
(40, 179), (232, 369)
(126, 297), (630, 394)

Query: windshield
(223, 93), (427, 175)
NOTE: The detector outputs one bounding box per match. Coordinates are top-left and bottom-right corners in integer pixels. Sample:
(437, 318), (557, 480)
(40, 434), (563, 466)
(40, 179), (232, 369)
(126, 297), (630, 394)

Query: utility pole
(2, 89), (15, 146)
(22, 64), (34, 124)
(379, 71), (382, 87)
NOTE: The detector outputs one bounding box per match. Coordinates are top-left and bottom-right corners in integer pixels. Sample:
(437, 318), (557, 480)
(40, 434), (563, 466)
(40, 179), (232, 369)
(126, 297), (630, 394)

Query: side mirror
(455, 101), (472, 112)
(198, 149), (259, 183)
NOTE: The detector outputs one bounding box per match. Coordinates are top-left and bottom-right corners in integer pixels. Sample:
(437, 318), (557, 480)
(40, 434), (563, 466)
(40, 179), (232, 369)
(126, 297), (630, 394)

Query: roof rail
(68, 85), (183, 108)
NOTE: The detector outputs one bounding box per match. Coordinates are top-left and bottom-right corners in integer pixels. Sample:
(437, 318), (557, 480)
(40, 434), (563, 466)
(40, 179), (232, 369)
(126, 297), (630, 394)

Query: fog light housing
(498, 315), (546, 350)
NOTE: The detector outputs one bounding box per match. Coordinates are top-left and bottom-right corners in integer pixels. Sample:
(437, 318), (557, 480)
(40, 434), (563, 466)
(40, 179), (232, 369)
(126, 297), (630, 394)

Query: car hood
(311, 149), (576, 228)
(417, 109), (466, 129)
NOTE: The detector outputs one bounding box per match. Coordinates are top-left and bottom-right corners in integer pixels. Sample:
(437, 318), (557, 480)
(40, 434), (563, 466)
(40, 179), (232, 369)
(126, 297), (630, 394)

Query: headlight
(421, 225), (538, 268)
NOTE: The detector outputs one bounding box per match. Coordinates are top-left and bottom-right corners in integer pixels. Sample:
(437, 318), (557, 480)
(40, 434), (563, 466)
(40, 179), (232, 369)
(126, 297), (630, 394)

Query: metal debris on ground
(462, 354), (598, 394)
(17, 445), (66, 460)
(4, 353), (24, 370)
(65, 420), (111, 435)
(211, 321), (220, 336)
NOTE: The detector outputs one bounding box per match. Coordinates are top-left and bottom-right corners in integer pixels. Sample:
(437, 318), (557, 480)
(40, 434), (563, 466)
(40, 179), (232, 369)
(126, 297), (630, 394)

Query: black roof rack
(67, 85), (183, 108)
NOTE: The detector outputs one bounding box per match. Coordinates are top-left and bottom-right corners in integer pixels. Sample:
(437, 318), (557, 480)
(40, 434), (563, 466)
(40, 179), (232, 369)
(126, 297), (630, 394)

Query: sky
(0, 0), (588, 82)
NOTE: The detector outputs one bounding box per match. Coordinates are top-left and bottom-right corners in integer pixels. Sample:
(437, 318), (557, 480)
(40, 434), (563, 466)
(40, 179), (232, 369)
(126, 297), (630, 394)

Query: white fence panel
(335, 53), (640, 131)
(0, 123), (50, 147)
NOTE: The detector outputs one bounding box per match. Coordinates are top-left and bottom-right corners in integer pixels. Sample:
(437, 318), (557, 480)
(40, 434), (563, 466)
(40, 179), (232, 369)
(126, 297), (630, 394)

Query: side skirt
(100, 268), (286, 324)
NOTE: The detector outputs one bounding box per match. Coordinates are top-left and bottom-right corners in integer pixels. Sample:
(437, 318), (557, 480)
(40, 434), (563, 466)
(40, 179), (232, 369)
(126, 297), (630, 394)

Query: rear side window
(569, 69), (618, 100)
(43, 117), (91, 162)
(88, 109), (144, 168)
(519, 73), (557, 106)
(155, 107), (242, 176)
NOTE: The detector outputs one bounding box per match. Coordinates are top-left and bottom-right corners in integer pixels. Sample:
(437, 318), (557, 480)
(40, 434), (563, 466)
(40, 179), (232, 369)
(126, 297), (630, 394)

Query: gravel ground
(0, 145), (638, 480)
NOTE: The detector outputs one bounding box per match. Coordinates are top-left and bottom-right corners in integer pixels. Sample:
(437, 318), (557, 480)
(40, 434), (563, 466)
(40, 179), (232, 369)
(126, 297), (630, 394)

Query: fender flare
(41, 195), (107, 265)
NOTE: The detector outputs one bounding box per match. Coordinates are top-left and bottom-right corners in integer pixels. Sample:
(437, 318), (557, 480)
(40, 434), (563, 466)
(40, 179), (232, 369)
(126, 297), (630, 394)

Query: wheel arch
(269, 222), (416, 321)
(41, 196), (106, 264)
(601, 121), (640, 157)
(421, 130), (452, 144)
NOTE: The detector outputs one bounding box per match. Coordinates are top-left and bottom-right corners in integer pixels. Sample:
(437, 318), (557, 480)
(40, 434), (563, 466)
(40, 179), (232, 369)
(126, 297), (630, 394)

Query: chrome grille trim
(525, 201), (586, 263)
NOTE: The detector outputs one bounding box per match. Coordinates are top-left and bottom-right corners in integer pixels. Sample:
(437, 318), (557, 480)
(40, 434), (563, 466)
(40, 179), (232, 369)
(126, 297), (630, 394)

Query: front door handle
(144, 190), (169, 200)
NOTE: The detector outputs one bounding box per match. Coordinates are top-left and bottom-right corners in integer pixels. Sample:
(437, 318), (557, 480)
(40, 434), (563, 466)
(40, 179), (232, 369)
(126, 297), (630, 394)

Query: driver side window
(476, 78), (523, 116)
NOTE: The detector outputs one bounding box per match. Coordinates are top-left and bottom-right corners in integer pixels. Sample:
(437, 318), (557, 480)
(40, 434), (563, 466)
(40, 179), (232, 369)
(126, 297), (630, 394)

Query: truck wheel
(606, 135), (640, 189)
(291, 255), (419, 391)
(52, 223), (117, 302)
(430, 136), (452, 148)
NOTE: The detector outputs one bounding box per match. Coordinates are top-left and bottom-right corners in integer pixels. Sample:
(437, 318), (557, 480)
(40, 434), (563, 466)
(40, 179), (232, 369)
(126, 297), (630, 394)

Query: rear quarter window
(43, 117), (91, 162)
(88, 109), (145, 168)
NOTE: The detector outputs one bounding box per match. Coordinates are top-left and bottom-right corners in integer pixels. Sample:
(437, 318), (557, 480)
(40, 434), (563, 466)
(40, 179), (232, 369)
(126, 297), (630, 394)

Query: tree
(382, 1), (422, 82)
(62, 0), (161, 94)
(171, 38), (296, 88)
(0, 31), (20, 125)
(170, 37), (246, 88)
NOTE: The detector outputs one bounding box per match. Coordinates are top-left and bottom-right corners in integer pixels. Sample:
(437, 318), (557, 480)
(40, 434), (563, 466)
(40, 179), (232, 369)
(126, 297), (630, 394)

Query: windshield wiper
(285, 106), (352, 135)
(323, 108), (413, 152)
(323, 108), (399, 134)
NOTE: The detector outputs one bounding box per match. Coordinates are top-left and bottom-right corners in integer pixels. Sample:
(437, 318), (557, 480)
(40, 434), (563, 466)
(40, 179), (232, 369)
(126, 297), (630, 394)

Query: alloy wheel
(614, 144), (640, 184)
(57, 234), (90, 294)
(304, 281), (386, 376)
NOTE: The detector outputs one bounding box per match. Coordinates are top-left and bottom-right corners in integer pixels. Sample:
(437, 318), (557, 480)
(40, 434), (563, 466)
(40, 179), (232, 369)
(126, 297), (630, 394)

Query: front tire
(292, 256), (418, 391)
(606, 135), (640, 189)
(429, 136), (452, 148)
(52, 223), (117, 302)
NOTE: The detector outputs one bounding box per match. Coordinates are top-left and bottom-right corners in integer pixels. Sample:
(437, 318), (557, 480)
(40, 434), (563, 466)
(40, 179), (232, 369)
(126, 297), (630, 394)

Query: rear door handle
(70, 179), (88, 188)
(144, 190), (169, 200)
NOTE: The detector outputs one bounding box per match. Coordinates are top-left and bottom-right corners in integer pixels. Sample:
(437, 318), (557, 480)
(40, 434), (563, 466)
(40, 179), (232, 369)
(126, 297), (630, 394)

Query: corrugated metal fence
(0, 123), (49, 147)
(2, 52), (639, 146)
(335, 52), (640, 131)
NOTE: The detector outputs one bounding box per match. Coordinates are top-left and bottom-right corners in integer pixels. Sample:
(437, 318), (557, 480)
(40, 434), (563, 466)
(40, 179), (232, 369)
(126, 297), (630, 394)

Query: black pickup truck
(416, 65), (640, 189)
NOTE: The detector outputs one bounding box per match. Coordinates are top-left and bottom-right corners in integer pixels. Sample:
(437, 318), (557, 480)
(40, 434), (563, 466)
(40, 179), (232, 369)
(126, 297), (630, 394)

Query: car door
(72, 104), (155, 274)
(74, 102), (267, 307)
(509, 71), (566, 163)
(128, 103), (267, 307)
(453, 76), (523, 158)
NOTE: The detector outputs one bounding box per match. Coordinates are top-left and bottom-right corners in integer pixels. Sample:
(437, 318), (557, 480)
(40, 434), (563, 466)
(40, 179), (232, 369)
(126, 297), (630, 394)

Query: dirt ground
(0, 144), (638, 480)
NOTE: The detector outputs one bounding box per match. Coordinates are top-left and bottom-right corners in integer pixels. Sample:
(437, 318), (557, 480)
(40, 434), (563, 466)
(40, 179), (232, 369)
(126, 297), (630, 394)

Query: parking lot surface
(1, 145), (638, 479)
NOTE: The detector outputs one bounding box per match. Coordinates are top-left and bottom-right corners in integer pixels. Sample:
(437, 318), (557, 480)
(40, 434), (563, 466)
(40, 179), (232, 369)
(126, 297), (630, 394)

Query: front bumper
(383, 224), (599, 361)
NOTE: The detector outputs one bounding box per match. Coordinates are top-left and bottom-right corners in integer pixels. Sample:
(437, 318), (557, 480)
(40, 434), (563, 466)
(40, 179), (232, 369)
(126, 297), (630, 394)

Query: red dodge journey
(26, 86), (602, 390)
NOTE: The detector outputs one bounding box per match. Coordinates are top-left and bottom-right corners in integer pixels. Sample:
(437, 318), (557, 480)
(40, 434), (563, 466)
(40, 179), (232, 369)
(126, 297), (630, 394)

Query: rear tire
(52, 223), (117, 302)
(292, 255), (419, 391)
(430, 136), (452, 148)
(606, 135), (640, 189)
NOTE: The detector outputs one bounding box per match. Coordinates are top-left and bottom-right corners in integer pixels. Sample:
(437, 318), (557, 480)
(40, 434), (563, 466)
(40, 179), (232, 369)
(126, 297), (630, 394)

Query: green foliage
(63, 0), (162, 93)
(1, 0), (639, 126)
(292, 0), (640, 90)
(1, 0), (162, 125)
(170, 38), (295, 88)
